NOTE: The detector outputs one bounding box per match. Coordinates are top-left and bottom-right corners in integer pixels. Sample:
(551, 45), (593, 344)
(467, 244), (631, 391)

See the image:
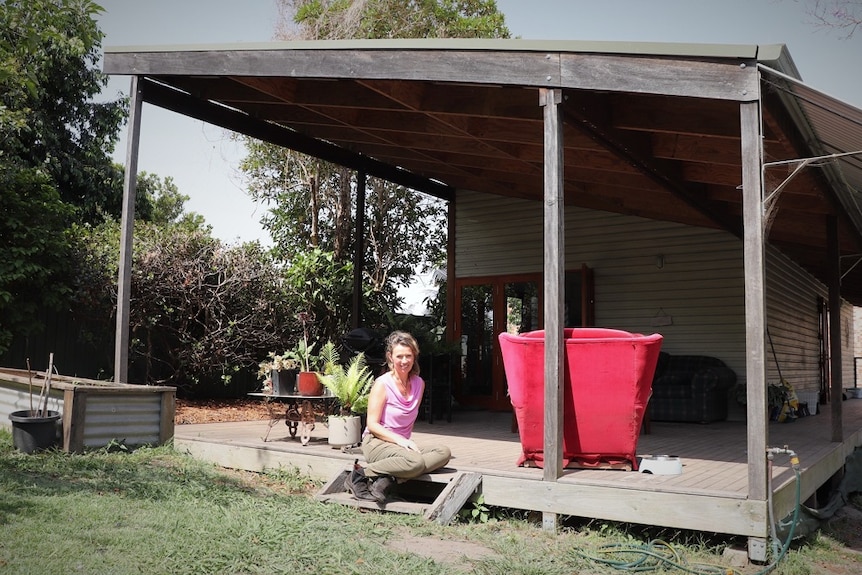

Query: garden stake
(26, 357), (34, 414)
(37, 353), (55, 417)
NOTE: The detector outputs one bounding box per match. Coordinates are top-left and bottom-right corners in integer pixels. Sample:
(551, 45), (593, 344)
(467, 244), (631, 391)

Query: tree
(0, 165), (74, 354)
(0, 0), (127, 222)
(285, 248), (355, 346)
(289, 0), (510, 39)
(136, 170), (208, 230)
(69, 217), (291, 394)
(63, 163), (285, 394)
(242, 1), (510, 340)
(127, 227), (288, 393)
(807, 0), (862, 38)
(0, 0), (126, 355)
(65, 173), (211, 377)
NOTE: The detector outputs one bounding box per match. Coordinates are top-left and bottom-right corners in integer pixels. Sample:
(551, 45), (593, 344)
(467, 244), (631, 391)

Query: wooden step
(316, 467), (482, 525)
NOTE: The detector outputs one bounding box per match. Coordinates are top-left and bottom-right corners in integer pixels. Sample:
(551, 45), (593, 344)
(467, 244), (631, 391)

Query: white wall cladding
(763, 249), (839, 395)
(456, 190), (854, 393)
(456, 192), (544, 276)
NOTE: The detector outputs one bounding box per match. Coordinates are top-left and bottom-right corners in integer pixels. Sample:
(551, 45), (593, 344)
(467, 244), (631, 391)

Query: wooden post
(827, 215), (843, 442)
(741, 97), (770, 561)
(540, 87), (565, 499)
(114, 76), (143, 384)
(160, 389), (177, 445)
(741, 101), (768, 500)
(446, 200), (456, 345)
(64, 388), (88, 453)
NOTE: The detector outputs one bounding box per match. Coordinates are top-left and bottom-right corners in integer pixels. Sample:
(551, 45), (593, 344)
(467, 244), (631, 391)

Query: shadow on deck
(174, 398), (862, 538)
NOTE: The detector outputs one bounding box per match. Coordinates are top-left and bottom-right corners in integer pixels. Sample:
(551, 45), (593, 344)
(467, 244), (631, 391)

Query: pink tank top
(375, 372), (424, 439)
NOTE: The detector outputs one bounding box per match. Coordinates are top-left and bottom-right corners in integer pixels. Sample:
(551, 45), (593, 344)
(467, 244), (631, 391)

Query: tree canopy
(242, 0), (510, 342)
(807, 0), (861, 38)
(0, 0), (127, 354)
(1, 0), (127, 221)
(289, 0), (511, 39)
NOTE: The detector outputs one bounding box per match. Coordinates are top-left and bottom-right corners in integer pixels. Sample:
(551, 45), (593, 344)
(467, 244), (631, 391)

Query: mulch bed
(174, 398), (271, 425)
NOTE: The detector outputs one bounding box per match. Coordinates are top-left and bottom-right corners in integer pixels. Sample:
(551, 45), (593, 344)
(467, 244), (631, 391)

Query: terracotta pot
(297, 371), (324, 396)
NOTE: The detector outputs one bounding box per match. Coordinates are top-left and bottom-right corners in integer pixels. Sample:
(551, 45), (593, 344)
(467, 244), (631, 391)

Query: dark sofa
(648, 352), (737, 423)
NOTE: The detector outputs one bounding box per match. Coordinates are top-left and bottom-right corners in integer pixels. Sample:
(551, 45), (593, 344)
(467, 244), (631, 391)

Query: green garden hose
(575, 450), (802, 575)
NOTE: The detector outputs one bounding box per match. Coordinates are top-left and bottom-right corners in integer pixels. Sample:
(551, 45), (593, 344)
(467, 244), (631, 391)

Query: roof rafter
(139, 78), (454, 200)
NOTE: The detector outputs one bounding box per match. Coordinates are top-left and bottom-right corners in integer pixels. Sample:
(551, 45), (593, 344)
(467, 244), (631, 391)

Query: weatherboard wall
(455, 189), (853, 394)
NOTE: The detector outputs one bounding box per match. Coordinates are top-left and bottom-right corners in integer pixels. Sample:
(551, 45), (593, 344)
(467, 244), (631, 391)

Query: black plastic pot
(8, 410), (61, 453)
(271, 369), (298, 395)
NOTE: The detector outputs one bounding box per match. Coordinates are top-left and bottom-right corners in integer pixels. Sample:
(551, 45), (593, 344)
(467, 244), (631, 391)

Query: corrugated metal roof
(759, 64), (862, 238)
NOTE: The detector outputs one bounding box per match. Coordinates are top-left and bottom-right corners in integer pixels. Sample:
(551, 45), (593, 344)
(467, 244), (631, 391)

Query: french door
(453, 266), (593, 410)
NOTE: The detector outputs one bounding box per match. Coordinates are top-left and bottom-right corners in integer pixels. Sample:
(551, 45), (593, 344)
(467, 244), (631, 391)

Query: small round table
(248, 392), (338, 445)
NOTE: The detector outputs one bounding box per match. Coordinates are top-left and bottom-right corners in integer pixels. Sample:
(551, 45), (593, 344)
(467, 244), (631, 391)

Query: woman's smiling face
(389, 343), (414, 376)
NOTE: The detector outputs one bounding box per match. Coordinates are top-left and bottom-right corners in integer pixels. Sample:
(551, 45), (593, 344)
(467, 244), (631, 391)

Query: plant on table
(294, 311), (320, 372)
(291, 339), (319, 374)
(293, 311), (325, 395)
(257, 352), (300, 394)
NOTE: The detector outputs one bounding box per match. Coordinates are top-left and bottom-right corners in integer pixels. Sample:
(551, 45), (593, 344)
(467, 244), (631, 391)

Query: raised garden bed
(0, 367), (175, 452)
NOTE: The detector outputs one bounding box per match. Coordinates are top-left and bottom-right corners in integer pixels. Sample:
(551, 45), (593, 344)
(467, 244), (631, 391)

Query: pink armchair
(498, 328), (663, 470)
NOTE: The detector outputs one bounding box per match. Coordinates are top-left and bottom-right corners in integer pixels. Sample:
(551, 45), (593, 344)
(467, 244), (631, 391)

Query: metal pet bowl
(639, 455), (683, 475)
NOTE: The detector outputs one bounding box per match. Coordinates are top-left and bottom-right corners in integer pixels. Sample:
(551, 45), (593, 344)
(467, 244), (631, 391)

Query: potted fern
(317, 342), (374, 446)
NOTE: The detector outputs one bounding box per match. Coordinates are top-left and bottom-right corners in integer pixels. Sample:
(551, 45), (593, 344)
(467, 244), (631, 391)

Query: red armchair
(498, 328), (663, 470)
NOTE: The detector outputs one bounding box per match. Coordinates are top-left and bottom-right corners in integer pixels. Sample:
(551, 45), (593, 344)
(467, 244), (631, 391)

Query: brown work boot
(344, 461), (376, 501)
(369, 475), (395, 503)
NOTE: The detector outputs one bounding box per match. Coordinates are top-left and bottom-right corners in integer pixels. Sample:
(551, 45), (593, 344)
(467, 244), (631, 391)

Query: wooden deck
(174, 398), (862, 538)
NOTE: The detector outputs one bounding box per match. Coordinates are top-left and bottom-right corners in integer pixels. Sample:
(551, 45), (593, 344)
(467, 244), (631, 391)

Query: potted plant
(294, 311), (324, 396)
(9, 356), (61, 453)
(257, 352), (300, 395)
(317, 342), (374, 446)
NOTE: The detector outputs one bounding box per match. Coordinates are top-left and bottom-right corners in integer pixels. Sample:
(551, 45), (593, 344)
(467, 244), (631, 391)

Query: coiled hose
(575, 448), (801, 575)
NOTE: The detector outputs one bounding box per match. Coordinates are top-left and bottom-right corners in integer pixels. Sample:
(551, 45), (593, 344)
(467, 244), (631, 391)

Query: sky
(96, 0), (862, 247)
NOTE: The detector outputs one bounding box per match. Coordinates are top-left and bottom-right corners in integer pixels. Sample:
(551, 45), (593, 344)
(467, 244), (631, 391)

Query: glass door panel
(458, 284), (494, 401)
(497, 280), (541, 410)
(453, 268), (593, 411)
(505, 281), (540, 334)
(455, 278), (540, 409)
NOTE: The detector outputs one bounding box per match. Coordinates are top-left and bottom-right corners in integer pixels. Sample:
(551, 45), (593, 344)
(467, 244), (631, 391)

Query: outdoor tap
(767, 445), (800, 469)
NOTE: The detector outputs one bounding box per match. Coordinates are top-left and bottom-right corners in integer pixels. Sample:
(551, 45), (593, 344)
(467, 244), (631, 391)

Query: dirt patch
(823, 503), (862, 555)
(388, 534), (497, 572)
(175, 397), (271, 425)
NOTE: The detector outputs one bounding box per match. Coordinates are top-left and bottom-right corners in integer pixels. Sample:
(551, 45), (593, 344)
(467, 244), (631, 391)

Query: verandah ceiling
(103, 39), (862, 304)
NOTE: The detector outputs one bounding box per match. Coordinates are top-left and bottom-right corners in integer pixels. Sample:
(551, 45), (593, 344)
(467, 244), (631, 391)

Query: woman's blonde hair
(385, 330), (421, 376)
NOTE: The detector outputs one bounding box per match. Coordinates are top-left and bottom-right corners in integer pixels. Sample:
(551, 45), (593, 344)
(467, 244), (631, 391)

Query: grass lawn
(1, 429), (860, 575)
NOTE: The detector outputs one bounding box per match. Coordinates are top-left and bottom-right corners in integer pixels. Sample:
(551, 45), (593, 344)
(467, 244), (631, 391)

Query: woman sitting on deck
(345, 331), (451, 503)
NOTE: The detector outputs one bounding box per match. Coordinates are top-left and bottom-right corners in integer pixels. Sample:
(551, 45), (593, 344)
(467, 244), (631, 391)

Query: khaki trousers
(361, 435), (451, 479)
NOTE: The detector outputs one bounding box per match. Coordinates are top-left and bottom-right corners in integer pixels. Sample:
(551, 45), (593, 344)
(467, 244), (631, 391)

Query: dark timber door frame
(452, 266), (594, 411)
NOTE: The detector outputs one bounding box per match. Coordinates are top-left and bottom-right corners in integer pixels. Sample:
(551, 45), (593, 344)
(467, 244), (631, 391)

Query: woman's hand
(396, 437), (419, 452)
